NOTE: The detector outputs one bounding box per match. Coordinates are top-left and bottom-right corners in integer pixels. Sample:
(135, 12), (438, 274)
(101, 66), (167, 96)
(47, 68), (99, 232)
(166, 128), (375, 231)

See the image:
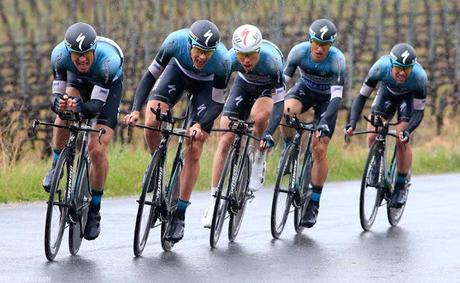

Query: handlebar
(31, 119), (106, 143)
(211, 117), (260, 141)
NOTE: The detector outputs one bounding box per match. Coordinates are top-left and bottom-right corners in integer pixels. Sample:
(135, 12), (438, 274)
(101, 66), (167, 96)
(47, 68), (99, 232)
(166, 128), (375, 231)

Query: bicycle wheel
(133, 151), (161, 256)
(210, 148), (235, 248)
(228, 153), (250, 242)
(359, 142), (385, 231)
(161, 156), (182, 252)
(69, 158), (90, 256)
(386, 149), (410, 226)
(44, 148), (70, 261)
(294, 150), (313, 233)
(271, 144), (297, 239)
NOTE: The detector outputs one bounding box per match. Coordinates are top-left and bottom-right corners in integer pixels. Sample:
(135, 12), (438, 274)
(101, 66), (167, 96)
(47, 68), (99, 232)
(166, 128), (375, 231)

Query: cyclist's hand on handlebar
(66, 96), (82, 112)
(344, 124), (355, 136)
(399, 129), (410, 143)
(316, 123), (331, 139)
(124, 111), (140, 126)
(189, 123), (203, 141)
(260, 133), (275, 150)
(54, 94), (68, 113)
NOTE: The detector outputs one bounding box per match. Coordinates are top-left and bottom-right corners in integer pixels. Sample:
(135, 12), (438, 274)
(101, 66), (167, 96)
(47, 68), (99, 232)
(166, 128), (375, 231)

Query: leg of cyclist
(248, 96), (273, 192)
(301, 99), (336, 228)
(84, 78), (123, 241)
(391, 98), (413, 207)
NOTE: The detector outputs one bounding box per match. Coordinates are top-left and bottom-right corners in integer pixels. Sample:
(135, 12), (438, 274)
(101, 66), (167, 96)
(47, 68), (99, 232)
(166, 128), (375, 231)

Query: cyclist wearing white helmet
(202, 24), (285, 228)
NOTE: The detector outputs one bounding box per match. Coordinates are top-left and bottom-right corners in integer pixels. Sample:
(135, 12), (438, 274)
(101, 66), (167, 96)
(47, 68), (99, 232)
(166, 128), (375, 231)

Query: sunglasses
(191, 46), (215, 58)
(70, 50), (94, 60)
(236, 51), (259, 60)
(310, 39), (333, 47)
(392, 64), (413, 72)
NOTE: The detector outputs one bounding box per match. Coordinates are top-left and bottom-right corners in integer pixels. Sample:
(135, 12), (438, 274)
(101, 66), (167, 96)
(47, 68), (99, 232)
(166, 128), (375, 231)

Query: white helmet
(232, 24), (262, 53)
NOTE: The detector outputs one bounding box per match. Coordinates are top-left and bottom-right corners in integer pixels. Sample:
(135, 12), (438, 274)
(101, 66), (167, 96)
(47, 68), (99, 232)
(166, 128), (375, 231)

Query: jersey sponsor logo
(168, 84), (176, 95)
(204, 30), (213, 46)
(76, 33), (86, 51)
(197, 104), (207, 116)
(235, 95), (243, 106)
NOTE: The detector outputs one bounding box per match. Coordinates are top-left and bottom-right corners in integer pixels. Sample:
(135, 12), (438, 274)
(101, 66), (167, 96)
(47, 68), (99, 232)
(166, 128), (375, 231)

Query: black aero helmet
(64, 22), (97, 53)
(390, 43), (417, 67)
(308, 18), (337, 43)
(189, 20), (220, 50)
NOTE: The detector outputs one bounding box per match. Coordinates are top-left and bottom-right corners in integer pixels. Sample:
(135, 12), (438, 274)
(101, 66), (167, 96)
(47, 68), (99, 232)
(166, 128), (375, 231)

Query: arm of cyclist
(317, 85), (343, 138)
(125, 36), (175, 125)
(345, 61), (382, 135)
(260, 87), (285, 149)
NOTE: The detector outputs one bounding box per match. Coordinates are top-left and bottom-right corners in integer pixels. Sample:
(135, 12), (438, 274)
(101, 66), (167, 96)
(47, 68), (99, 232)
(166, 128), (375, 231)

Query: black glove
(317, 123), (331, 138)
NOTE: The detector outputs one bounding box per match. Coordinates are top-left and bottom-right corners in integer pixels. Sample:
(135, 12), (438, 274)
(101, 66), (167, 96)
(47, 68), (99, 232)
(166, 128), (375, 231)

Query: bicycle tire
(271, 144), (297, 239)
(359, 141), (384, 231)
(387, 148), (410, 226)
(228, 153), (250, 242)
(44, 147), (70, 261)
(294, 149), (313, 233)
(210, 148), (235, 248)
(161, 155), (182, 252)
(69, 158), (90, 256)
(133, 151), (161, 256)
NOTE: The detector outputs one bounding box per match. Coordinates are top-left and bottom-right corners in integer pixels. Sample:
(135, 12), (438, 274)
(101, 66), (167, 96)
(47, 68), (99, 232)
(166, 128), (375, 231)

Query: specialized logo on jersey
(168, 84), (176, 95)
(319, 25), (329, 40)
(204, 30), (213, 46)
(76, 33), (86, 51)
(235, 95), (243, 106)
(197, 104), (207, 116)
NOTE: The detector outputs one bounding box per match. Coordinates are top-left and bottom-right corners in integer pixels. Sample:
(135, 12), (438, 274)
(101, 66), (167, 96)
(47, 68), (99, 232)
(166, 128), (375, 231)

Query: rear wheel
(228, 154), (250, 242)
(387, 149), (409, 226)
(294, 150), (313, 233)
(271, 144), (297, 239)
(210, 148), (235, 248)
(359, 142), (384, 231)
(44, 148), (70, 261)
(161, 158), (182, 252)
(69, 159), (90, 255)
(133, 151), (161, 256)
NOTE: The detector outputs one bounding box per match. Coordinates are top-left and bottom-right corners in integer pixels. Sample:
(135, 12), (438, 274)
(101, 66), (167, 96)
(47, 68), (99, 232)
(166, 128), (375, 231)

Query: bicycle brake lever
(98, 128), (106, 144)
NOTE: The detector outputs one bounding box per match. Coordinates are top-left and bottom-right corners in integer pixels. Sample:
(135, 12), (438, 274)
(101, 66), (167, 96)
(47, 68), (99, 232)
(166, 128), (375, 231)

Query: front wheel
(44, 148), (70, 261)
(210, 148), (235, 248)
(271, 144), (297, 239)
(133, 151), (162, 257)
(359, 142), (384, 231)
(228, 154), (251, 242)
(294, 150), (313, 234)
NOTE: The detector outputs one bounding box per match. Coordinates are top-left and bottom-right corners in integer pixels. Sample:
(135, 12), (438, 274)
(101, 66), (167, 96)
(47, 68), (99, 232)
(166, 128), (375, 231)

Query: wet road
(1, 173), (460, 282)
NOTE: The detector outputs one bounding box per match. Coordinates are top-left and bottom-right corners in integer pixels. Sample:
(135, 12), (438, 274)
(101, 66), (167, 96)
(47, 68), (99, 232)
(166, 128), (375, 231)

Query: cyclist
(43, 22), (124, 240)
(281, 18), (346, 228)
(124, 20), (230, 244)
(201, 24), (285, 228)
(345, 43), (427, 208)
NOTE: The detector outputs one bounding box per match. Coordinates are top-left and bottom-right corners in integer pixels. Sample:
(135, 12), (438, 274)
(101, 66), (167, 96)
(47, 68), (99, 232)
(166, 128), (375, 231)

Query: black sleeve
(348, 94), (368, 128)
(265, 100), (284, 136)
(407, 109), (424, 133)
(320, 97), (342, 126)
(131, 71), (157, 112)
(81, 99), (105, 119)
(198, 101), (224, 130)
